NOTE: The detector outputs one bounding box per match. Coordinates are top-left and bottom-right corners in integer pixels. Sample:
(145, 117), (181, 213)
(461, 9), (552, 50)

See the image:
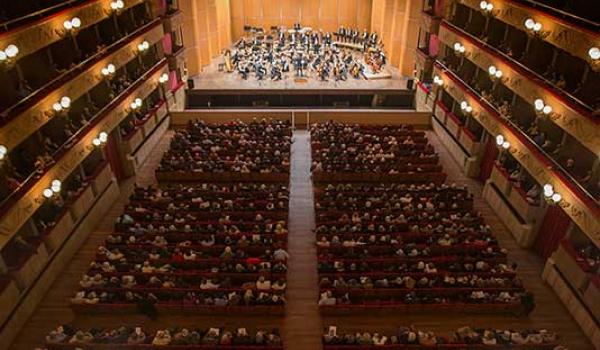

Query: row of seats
(311, 124), (532, 314)
(322, 325), (562, 348)
(70, 183), (289, 314)
(310, 122), (446, 183)
(156, 119), (292, 181)
(44, 325), (282, 348)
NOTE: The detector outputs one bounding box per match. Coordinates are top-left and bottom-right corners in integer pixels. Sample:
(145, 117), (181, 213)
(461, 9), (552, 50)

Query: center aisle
(283, 130), (322, 350)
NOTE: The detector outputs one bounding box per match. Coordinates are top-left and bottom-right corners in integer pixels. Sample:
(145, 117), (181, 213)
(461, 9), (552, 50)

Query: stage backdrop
(230, 0), (373, 41)
(180, 0), (232, 76)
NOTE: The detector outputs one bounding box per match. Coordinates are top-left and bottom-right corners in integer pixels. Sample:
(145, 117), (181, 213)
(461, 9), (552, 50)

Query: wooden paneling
(229, 0), (373, 40)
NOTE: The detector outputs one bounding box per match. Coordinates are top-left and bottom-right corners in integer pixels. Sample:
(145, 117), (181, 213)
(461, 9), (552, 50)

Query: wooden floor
(7, 129), (594, 350)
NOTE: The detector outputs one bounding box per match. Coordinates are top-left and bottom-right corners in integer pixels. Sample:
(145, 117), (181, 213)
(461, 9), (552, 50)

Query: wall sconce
(158, 73), (169, 84)
(0, 44), (19, 65)
(110, 0), (125, 11)
(43, 180), (62, 199)
(59, 17), (82, 35)
(524, 18), (548, 38)
(92, 131), (108, 146)
(488, 65), (504, 80)
(51, 97), (71, 114)
(137, 40), (150, 53)
(130, 97), (143, 111)
(453, 42), (466, 54)
(543, 184), (562, 204)
(589, 47), (600, 71)
(533, 98), (553, 116)
(479, 1), (496, 15)
(433, 75), (444, 86)
(460, 101), (473, 114)
(0, 145), (7, 160)
(495, 134), (510, 149)
(101, 63), (116, 77)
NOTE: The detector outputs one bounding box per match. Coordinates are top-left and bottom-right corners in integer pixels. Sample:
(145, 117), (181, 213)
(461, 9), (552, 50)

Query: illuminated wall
(229, 0), (372, 41)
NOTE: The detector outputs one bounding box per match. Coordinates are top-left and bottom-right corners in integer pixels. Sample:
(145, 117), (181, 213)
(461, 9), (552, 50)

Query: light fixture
(0, 44), (19, 63)
(453, 42), (466, 54)
(43, 188), (54, 198)
(433, 75), (444, 86)
(110, 0), (125, 10)
(130, 97), (143, 111)
(533, 98), (553, 116)
(51, 179), (62, 193)
(543, 184), (562, 204)
(496, 134), (504, 146)
(0, 145), (7, 160)
(63, 17), (82, 31)
(158, 73), (169, 84)
(501, 141), (510, 149)
(460, 101), (472, 113)
(101, 63), (116, 77)
(589, 47), (600, 71)
(92, 131), (109, 147)
(524, 18), (547, 37)
(589, 47), (600, 60)
(479, 1), (494, 13)
(543, 184), (553, 197)
(137, 40), (150, 52)
(488, 65), (503, 79)
(51, 97), (71, 113)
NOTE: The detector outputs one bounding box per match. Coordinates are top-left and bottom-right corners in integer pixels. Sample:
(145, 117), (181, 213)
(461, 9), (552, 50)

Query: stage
(190, 55), (407, 91)
(186, 57), (414, 109)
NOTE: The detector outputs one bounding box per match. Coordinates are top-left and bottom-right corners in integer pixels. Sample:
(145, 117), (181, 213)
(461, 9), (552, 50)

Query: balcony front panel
(163, 9), (183, 34)
(439, 22), (599, 156)
(456, 0), (599, 63)
(0, 61), (168, 249)
(419, 10), (441, 34)
(0, 22), (164, 151)
(434, 64), (600, 246)
(0, 0), (147, 61)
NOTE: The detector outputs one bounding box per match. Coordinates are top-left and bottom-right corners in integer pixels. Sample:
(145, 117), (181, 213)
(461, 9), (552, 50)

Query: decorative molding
(0, 62), (168, 249)
(438, 24), (600, 155)
(436, 65), (600, 245)
(0, 23), (164, 151)
(0, 0), (147, 61)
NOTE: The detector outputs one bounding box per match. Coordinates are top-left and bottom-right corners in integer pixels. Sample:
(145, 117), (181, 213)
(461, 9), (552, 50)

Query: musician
(370, 32), (379, 46)
(361, 29), (369, 51)
(337, 26), (345, 42)
(271, 64), (282, 81)
(352, 28), (359, 44)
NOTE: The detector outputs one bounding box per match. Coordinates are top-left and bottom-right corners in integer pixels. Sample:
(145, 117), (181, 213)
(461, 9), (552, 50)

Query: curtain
(162, 33), (173, 55)
(429, 34), (440, 57)
(534, 205), (572, 259)
(479, 136), (498, 182)
(104, 131), (126, 181)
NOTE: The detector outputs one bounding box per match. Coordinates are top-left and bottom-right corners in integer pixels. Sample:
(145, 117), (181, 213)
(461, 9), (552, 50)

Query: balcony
(0, 19), (164, 151)
(433, 61), (600, 245)
(438, 21), (599, 156)
(0, 5), (156, 120)
(420, 9), (441, 34)
(0, 59), (169, 248)
(0, 0), (147, 67)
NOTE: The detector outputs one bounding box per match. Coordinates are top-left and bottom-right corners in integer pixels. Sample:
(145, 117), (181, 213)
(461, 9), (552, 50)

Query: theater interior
(0, 0), (598, 349)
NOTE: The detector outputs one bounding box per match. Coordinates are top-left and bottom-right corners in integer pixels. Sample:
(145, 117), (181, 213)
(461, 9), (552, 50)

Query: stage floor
(191, 57), (408, 91)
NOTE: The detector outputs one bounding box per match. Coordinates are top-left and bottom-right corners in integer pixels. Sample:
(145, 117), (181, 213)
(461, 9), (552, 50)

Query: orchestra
(223, 24), (385, 82)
